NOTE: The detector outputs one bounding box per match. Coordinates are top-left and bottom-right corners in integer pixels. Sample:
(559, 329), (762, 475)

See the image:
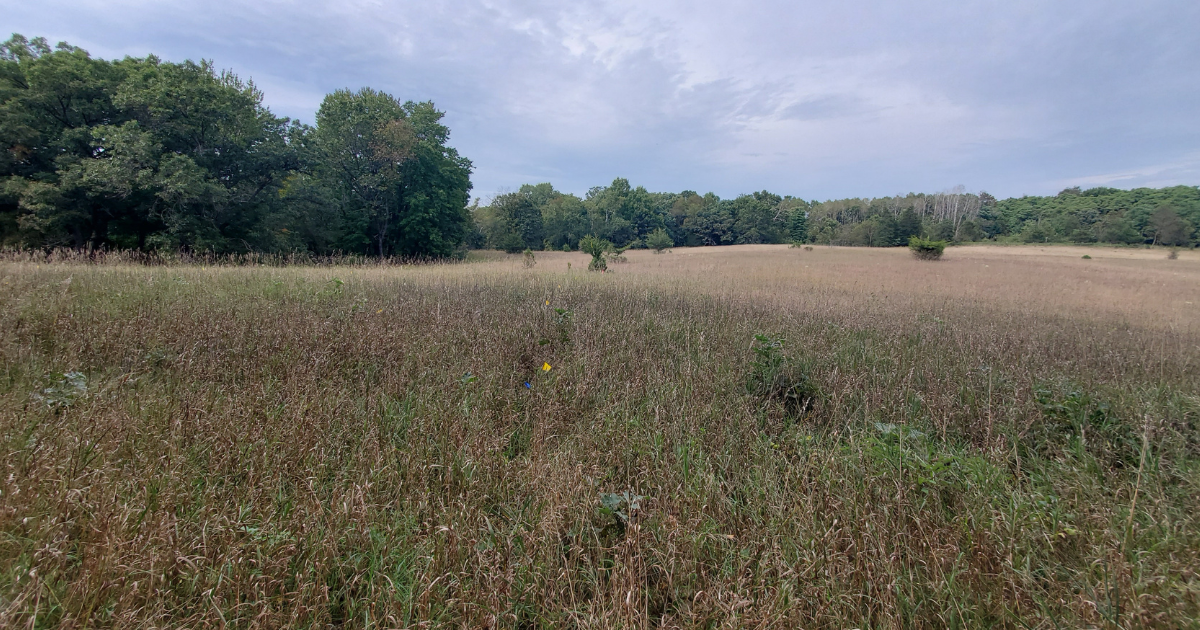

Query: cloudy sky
(5, 0), (1199, 200)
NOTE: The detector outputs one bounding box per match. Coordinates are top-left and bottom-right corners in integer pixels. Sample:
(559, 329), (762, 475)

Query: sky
(4, 0), (1199, 201)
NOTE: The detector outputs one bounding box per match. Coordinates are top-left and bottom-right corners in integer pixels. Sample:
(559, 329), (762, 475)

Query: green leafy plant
(748, 334), (818, 418)
(908, 236), (947, 260)
(34, 371), (88, 408)
(646, 228), (673, 253)
(579, 235), (610, 272)
(599, 491), (643, 537)
(605, 244), (629, 264)
(522, 248), (536, 268)
(1032, 386), (1137, 467)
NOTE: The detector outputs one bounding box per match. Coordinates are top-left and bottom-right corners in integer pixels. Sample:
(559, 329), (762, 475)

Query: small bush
(804, 246), (813, 251)
(521, 249), (536, 268)
(1030, 386), (1138, 468)
(646, 228), (673, 253)
(908, 236), (947, 260)
(579, 235), (610, 272)
(1168, 248), (1179, 260)
(748, 334), (818, 418)
(1081, 254), (1091, 259)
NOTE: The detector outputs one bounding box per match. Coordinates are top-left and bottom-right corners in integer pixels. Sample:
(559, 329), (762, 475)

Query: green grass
(0, 257), (1197, 628)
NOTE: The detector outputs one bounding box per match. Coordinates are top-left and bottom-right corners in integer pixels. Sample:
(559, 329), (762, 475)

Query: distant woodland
(474, 182), (1200, 252)
(3, 35), (1197, 257)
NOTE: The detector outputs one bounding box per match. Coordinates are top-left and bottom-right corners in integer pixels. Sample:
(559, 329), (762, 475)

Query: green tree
(1095, 213), (1141, 244)
(895, 208), (922, 243)
(646, 227), (673, 252)
(2, 37), (300, 252)
(489, 191), (543, 251)
(1148, 206), (1190, 246)
(788, 207), (809, 243)
(314, 89), (413, 256)
(314, 92), (471, 257)
(579, 234), (610, 271)
(731, 191), (786, 244)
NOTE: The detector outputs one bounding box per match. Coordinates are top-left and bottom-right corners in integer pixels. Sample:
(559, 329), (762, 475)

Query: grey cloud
(2, 0), (1197, 199)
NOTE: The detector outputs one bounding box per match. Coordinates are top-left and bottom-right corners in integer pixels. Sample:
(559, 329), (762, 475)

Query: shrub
(579, 235), (610, 272)
(606, 244), (629, 264)
(748, 334), (818, 418)
(908, 236), (947, 260)
(1168, 248), (1179, 260)
(1082, 254), (1091, 259)
(646, 228), (673, 253)
(522, 249), (536, 268)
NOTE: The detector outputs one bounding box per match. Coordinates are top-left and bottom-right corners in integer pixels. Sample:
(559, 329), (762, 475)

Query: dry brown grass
(1, 244), (1198, 628)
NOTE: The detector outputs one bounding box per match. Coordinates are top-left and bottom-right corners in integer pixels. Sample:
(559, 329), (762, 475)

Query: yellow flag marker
(542, 362), (552, 371)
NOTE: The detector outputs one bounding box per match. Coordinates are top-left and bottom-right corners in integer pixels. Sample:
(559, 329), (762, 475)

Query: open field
(1, 245), (1198, 628)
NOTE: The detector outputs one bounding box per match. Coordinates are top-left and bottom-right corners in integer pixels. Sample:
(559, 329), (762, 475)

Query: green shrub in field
(646, 228), (673, 253)
(34, 371), (88, 409)
(1030, 385), (1139, 468)
(580, 235), (611, 271)
(748, 334), (818, 418)
(521, 248), (536, 268)
(1082, 254), (1091, 259)
(909, 236), (947, 260)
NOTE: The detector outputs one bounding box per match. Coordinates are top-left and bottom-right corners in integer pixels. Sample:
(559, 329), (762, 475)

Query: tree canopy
(0, 35), (472, 257)
(472, 180), (1199, 251)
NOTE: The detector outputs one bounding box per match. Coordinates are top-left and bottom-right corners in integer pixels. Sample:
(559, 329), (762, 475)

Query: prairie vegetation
(1, 244), (1199, 628)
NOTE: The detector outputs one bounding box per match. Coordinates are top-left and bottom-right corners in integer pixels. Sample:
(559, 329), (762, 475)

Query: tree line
(0, 35), (472, 257)
(4, 35), (1197, 258)
(471, 181), (1200, 251)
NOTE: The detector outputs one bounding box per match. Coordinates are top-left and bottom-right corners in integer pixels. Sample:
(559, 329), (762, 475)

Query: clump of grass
(1082, 254), (1092, 259)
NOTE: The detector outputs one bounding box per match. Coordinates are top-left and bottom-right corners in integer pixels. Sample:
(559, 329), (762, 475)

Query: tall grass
(0, 246), (1197, 627)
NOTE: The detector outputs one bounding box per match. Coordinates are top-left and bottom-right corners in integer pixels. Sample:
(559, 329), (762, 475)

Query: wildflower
(542, 362), (552, 372)
(524, 382), (531, 389)
(376, 309), (383, 314)
(545, 300), (550, 305)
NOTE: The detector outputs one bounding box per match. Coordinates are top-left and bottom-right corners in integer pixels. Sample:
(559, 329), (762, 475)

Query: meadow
(1, 244), (1198, 628)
